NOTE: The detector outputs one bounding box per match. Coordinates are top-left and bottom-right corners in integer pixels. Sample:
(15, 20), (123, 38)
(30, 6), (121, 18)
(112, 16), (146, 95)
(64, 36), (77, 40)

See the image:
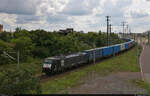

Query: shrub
(0, 68), (42, 94)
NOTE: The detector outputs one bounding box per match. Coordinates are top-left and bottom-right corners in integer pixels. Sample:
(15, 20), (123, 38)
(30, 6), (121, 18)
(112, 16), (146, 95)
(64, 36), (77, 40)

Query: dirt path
(140, 45), (150, 82)
(60, 72), (147, 94)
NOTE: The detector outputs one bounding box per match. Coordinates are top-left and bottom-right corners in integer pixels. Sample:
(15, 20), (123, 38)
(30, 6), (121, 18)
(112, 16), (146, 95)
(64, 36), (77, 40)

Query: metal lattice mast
(106, 16), (111, 46)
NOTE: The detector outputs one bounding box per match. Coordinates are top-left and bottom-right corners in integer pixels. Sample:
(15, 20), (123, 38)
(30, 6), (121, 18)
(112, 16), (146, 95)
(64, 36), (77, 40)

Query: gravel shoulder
(140, 44), (150, 83)
(60, 72), (147, 94)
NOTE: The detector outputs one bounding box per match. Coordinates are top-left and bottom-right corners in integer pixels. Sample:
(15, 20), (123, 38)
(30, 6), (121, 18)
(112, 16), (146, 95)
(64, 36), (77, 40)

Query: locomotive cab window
(44, 59), (52, 64)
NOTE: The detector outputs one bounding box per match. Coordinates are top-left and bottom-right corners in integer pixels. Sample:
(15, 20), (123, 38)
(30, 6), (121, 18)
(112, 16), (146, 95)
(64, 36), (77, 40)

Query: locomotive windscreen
(44, 59), (52, 64)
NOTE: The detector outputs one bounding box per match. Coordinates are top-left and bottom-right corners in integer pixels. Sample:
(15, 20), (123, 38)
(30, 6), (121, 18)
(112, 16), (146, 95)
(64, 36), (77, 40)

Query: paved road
(140, 45), (150, 82)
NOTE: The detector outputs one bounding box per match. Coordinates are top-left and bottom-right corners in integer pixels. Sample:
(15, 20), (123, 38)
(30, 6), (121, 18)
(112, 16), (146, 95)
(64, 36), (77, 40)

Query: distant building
(66, 28), (74, 32)
(78, 31), (84, 33)
(0, 24), (3, 32)
(59, 28), (74, 35)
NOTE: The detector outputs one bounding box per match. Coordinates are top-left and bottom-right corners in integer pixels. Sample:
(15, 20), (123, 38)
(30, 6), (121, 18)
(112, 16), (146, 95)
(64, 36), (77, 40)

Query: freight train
(42, 38), (135, 75)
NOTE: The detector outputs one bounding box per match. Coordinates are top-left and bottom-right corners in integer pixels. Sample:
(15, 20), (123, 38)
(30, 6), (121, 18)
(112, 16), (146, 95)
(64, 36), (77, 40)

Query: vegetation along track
(39, 46), (135, 82)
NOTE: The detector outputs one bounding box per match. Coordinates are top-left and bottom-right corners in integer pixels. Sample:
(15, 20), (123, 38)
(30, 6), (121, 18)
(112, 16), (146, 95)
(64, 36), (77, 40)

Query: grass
(131, 44), (150, 94)
(42, 46), (140, 94)
(0, 57), (43, 75)
(131, 80), (150, 94)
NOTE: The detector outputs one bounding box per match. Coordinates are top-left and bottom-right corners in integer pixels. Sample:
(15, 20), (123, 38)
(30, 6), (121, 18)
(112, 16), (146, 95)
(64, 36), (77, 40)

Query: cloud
(46, 14), (71, 24)
(126, 0), (150, 19)
(96, 0), (132, 17)
(0, 0), (37, 15)
(0, 0), (150, 33)
(62, 0), (98, 16)
(16, 15), (41, 24)
(130, 11), (149, 18)
(0, 13), (17, 30)
(37, 0), (68, 16)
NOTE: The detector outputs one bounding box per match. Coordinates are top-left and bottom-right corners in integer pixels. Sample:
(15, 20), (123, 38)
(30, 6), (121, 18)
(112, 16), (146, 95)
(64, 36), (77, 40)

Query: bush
(0, 68), (42, 94)
(0, 40), (13, 65)
(32, 47), (50, 58)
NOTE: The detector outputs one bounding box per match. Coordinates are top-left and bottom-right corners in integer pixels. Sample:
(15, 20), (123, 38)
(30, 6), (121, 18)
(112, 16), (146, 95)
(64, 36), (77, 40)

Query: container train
(42, 38), (135, 75)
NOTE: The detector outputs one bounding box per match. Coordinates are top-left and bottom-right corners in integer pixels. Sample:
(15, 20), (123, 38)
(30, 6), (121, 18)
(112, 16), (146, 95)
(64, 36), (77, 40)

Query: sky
(0, 0), (150, 33)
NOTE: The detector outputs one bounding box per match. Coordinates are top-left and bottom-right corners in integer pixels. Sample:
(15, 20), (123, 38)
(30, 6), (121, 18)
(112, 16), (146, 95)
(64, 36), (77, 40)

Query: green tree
(32, 47), (49, 58)
(0, 40), (13, 65)
(0, 68), (41, 94)
(0, 31), (12, 42)
(11, 37), (34, 62)
(14, 29), (30, 39)
(1, 28), (124, 60)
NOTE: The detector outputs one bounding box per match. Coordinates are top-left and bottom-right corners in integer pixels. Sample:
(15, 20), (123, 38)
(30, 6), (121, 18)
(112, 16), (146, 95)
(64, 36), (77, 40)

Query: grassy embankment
(131, 43), (150, 94)
(131, 80), (150, 94)
(42, 46), (140, 94)
(0, 58), (43, 75)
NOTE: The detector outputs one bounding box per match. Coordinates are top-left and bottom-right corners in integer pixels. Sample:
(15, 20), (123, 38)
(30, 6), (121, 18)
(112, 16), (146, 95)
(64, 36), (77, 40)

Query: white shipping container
(120, 44), (125, 51)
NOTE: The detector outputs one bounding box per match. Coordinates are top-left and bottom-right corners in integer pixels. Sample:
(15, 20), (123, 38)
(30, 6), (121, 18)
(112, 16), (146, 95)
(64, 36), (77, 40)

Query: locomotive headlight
(43, 64), (46, 68)
(43, 64), (51, 68)
(47, 64), (52, 68)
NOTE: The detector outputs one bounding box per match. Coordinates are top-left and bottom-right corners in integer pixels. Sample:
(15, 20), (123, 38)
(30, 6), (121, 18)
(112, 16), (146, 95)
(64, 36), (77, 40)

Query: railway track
(38, 60), (99, 82)
(38, 50), (130, 82)
(39, 65), (89, 82)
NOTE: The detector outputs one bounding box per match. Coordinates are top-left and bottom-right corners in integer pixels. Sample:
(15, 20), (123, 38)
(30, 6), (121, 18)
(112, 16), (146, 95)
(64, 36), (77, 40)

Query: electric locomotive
(42, 52), (88, 75)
